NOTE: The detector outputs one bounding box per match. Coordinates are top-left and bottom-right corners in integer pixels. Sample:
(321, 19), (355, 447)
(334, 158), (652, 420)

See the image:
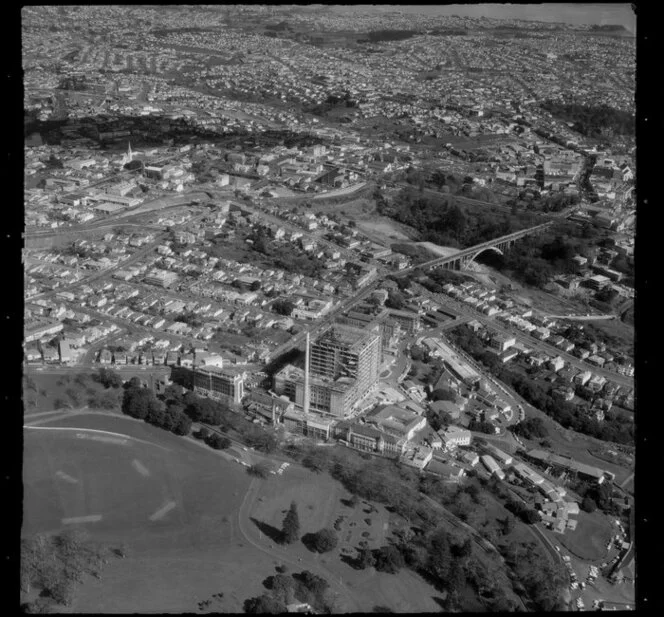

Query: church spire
(127, 141), (133, 163)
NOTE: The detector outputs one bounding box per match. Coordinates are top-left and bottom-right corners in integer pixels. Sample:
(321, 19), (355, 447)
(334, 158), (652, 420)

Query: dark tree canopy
(281, 501), (301, 545)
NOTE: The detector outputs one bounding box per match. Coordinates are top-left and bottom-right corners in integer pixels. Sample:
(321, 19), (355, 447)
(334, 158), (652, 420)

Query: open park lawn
(556, 510), (613, 562)
(22, 413), (280, 613)
(247, 464), (445, 613)
(23, 373), (110, 415)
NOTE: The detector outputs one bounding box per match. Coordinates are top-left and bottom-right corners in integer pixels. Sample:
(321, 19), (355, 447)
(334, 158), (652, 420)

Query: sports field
(22, 413), (283, 613)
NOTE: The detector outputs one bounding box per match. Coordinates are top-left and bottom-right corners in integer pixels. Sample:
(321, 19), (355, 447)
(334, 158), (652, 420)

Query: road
(544, 314), (617, 321)
(265, 280), (380, 362)
(204, 187), (361, 260)
(29, 207), (211, 301)
(419, 287), (633, 389)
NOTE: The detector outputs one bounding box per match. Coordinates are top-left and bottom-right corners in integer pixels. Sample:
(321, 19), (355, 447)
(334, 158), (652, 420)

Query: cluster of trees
(468, 418), (496, 434)
(303, 528), (338, 554)
(502, 539), (567, 611)
(303, 90), (358, 117)
(447, 327), (634, 445)
(248, 229), (327, 279)
(357, 29), (419, 43)
(506, 189), (581, 214)
(384, 289), (407, 310)
(121, 378), (192, 436)
(378, 186), (534, 249)
(541, 100), (635, 138)
(285, 443), (554, 611)
(572, 479), (622, 516)
(511, 417), (549, 440)
(504, 499), (541, 525)
(475, 219), (620, 288)
(271, 298), (295, 316)
(195, 427), (232, 451)
(175, 389), (279, 454)
(20, 530), (123, 611)
(244, 570), (335, 614)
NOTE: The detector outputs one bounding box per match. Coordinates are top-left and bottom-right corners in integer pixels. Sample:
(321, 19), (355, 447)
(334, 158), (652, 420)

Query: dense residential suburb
(22, 5), (636, 615)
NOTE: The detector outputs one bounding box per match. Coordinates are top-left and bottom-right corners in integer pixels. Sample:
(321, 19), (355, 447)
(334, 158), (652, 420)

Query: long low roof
(527, 449), (605, 479)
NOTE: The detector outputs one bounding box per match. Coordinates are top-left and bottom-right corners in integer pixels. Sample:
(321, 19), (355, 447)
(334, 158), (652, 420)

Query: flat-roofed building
(311, 323), (381, 396)
(488, 445), (513, 466)
(144, 269), (179, 288)
(193, 365), (245, 404)
(423, 337), (481, 386)
(386, 308), (420, 335)
(438, 425), (471, 450)
(343, 422), (405, 458)
(58, 339), (72, 364)
(365, 404), (427, 442)
(489, 332), (516, 352)
(481, 455), (505, 479)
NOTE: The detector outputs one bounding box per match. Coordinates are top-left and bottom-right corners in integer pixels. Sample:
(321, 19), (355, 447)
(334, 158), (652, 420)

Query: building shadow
(249, 517), (284, 544)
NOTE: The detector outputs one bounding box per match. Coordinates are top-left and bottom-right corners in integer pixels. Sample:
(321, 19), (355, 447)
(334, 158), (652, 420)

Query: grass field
(248, 464), (445, 613)
(22, 413), (282, 613)
(556, 510), (613, 562)
(23, 373), (111, 415)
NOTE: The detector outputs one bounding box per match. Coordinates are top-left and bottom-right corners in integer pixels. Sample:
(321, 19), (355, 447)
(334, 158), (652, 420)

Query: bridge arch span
(465, 245), (504, 267)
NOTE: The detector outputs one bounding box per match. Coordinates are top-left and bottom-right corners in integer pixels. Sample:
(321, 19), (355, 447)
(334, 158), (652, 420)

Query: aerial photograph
(21, 4), (636, 614)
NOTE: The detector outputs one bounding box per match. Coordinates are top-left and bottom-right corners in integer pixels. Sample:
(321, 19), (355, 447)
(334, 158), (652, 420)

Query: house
(548, 356), (565, 372)
(573, 370), (592, 386)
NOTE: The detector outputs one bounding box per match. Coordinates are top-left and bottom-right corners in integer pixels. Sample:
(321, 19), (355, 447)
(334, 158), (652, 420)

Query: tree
(207, 433), (231, 450)
(247, 462), (271, 478)
(88, 388), (120, 410)
(272, 299), (295, 316)
(581, 496), (597, 513)
(430, 388), (457, 402)
(122, 387), (151, 420)
(281, 501), (301, 545)
(263, 573), (298, 605)
(172, 413), (192, 436)
(146, 397), (166, 426)
(243, 593), (286, 614)
(124, 376), (143, 390)
(373, 545), (405, 574)
(97, 368), (123, 389)
(356, 545), (376, 569)
(295, 570), (329, 597)
(250, 280), (262, 292)
(163, 383), (183, 403)
(308, 528), (338, 553)
(385, 290), (406, 310)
